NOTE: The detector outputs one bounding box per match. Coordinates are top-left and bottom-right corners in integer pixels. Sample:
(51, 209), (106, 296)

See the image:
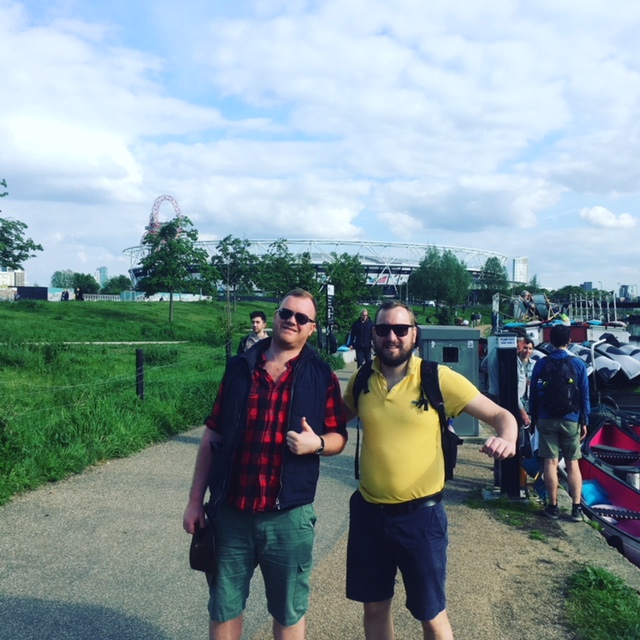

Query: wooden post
(136, 348), (145, 400)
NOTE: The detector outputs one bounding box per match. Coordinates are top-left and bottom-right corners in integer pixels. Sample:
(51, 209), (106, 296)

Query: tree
(409, 246), (446, 308)
(257, 239), (298, 299)
(409, 247), (470, 322)
(211, 235), (256, 358)
(292, 251), (320, 298)
(101, 275), (133, 295)
(439, 250), (471, 309)
(73, 273), (100, 295)
(550, 285), (587, 302)
(322, 252), (368, 333)
(51, 269), (75, 288)
(0, 179), (43, 270)
(211, 236), (255, 311)
(477, 256), (510, 304)
(255, 241), (320, 301)
(137, 216), (212, 322)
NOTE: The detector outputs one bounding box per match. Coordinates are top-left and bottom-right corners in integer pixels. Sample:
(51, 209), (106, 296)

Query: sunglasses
(374, 324), (414, 337)
(277, 307), (315, 326)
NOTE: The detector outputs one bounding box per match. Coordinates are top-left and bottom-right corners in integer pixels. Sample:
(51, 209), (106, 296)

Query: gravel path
(0, 362), (638, 639)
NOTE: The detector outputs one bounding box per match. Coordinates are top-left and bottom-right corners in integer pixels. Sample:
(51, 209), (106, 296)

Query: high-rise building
(95, 266), (108, 286)
(512, 257), (528, 285)
(581, 282), (593, 292)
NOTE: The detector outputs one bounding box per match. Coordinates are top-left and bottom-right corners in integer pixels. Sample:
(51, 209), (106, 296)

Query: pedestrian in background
(349, 308), (374, 368)
(237, 310), (269, 353)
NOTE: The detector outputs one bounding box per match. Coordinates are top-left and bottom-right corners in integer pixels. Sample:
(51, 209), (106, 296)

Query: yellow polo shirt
(344, 356), (479, 504)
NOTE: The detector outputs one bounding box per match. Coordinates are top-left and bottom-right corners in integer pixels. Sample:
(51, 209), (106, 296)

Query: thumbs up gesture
(286, 417), (323, 455)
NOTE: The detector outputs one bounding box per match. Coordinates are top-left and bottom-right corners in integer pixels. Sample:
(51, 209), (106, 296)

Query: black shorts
(346, 490), (448, 621)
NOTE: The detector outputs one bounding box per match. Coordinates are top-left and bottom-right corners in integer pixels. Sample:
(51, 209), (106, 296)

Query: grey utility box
(418, 325), (481, 436)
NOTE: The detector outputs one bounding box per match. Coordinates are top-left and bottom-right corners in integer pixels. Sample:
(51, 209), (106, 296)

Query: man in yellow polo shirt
(343, 300), (517, 640)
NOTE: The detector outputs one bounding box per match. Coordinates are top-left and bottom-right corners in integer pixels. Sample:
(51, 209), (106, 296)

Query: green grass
(0, 298), (343, 505)
(0, 298), (274, 344)
(0, 340), (223, 504)
(566, 566), (640, 640)
(465, 489), (553, 531)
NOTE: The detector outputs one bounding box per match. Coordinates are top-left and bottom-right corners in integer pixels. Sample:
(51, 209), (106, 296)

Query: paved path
(1, 362), (638, 639)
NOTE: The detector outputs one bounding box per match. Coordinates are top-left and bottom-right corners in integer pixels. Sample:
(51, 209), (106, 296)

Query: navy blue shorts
(346, 490), (448, 621)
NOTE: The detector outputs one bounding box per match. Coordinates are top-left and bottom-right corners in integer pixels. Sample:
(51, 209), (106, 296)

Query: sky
(1, 0), (640, 293)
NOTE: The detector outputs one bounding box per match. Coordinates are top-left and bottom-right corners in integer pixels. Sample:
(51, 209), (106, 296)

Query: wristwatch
(315, 436), (325, 455)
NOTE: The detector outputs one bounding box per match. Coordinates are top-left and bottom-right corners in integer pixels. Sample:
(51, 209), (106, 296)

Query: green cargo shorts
(208, 503), (316, 626)
(537, 418), (582, 460)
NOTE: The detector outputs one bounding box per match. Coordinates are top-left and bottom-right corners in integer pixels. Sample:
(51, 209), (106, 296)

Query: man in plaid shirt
(184, 288), (348, 640)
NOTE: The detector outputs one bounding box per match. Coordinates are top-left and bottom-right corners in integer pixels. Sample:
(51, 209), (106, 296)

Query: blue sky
(1, 0), (639, 292)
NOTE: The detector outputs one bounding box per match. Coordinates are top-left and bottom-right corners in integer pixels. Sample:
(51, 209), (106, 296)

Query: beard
(374, 339), (414, 367)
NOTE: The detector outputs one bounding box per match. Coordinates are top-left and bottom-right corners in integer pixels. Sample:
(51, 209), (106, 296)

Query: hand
(183, 502), (206, 535)
(286, 417), (322, 455)
(480, 436), (516, 460)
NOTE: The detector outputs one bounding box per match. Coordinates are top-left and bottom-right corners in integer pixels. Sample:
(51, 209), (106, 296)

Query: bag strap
(353, 362), (373, 479)
(419, 360), (448, 437)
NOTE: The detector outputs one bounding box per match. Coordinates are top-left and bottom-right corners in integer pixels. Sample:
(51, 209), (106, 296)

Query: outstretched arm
(463, 394), (518, 460)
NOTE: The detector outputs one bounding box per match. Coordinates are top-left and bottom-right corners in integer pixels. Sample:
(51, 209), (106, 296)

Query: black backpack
(352, 360), (463, 481)
(538, 356), (579, 416)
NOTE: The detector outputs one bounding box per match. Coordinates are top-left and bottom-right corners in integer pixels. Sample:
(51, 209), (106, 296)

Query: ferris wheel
(140, 194), (184, 243)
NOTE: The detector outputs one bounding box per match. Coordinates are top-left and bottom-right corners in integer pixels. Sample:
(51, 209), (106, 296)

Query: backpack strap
(352, 362), (373, 479)
(352, 362), (373, 411)
(419, 360), (447, 434)
(421, 360), (464, 481)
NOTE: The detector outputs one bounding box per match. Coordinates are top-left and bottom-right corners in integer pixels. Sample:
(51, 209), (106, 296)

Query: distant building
(95, 266), (108, 287)
(0, 267), (25, 287)
(581, 281), (593, 292)
(512, 257), (528, 284)
(619, 284), (631, 300)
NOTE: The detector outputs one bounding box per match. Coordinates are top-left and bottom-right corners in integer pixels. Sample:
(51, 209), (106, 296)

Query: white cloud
(3, 0), (640, 291)
(579, 206), (636, 229)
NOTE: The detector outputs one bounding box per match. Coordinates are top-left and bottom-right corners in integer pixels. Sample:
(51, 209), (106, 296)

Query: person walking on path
(529, 324), (590, 522)
(342, 300), (517, 640)
(349, 308), (374, 367)
(183, 288), (348, 640)
(237, 310), (269, 353)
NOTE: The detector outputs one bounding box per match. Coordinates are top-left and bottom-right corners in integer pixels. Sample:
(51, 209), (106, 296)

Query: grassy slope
(0, 299), (278, 504)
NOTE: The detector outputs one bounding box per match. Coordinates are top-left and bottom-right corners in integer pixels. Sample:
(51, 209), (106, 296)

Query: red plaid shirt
(206, 351), (347, 512)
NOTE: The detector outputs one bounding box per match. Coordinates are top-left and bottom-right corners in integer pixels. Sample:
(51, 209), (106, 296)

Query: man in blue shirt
(530, 325), (590, 522)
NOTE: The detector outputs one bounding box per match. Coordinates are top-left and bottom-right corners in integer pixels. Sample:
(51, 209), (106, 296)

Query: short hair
(549, 325), (571, 348)
(523, 337), (534, 347)
(282, 288), (317, 317)
(374, 300), (417, 325)
(250, 310), (267, 322)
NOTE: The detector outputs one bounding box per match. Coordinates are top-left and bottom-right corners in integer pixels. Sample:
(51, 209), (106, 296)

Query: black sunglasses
(277, 308), (315, 326)
(374, 324), (414, 337)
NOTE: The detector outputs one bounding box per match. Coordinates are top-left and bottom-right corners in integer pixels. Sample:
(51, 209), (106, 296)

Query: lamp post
(598, 280), (603, 292)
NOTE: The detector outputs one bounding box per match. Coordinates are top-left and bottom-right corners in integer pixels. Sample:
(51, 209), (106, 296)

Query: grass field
(0, 298), (284, 504)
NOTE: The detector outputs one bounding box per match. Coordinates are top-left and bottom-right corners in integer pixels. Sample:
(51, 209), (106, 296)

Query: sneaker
(571, 505), (584, 522)
(543, 504), (559, 519)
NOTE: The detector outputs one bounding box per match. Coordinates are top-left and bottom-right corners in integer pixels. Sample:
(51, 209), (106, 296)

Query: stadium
(122, 196), (522, 295)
